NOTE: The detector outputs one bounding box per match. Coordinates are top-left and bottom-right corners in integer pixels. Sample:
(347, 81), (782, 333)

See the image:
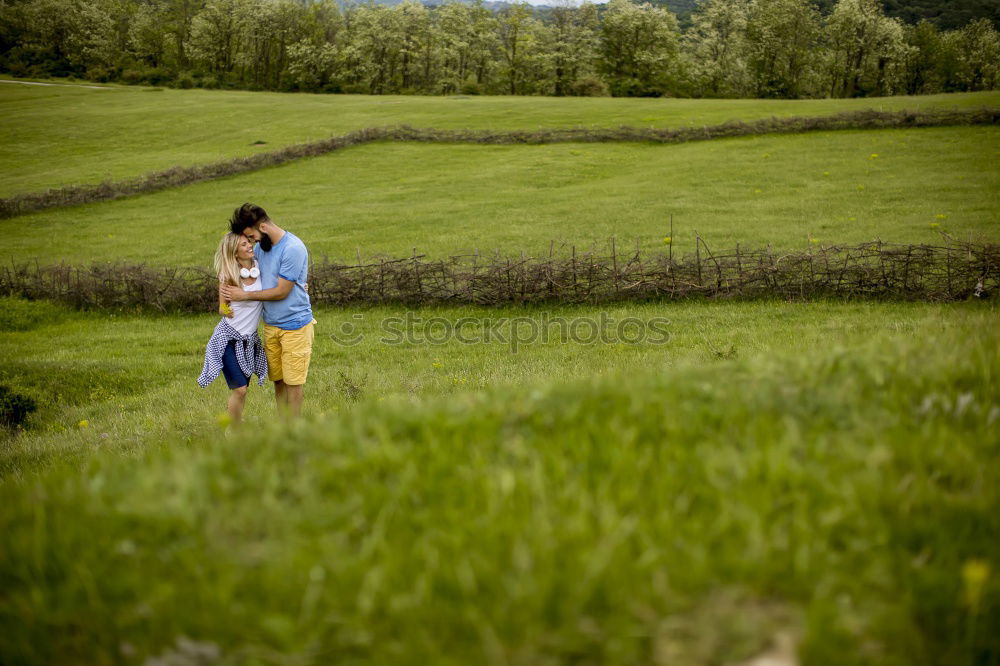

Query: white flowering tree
(683, 0), (753, 97)
(599, 0), (682, 97)
(823, 0), (910, 97)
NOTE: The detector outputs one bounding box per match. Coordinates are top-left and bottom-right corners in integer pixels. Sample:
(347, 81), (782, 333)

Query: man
(224, 203), (315, 417)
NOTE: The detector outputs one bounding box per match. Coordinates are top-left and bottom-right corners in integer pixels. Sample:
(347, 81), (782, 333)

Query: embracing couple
(197, 203), (316, 426)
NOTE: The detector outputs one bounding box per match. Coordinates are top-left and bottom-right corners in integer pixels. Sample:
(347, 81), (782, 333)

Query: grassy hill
(3, 126), (997, 265)
(1, 82), (997, 198)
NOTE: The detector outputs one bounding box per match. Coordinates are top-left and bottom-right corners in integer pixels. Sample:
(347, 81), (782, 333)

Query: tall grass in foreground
(0, 299), (997, 665)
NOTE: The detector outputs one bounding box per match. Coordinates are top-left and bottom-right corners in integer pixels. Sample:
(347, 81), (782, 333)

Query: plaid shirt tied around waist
(198, 319), (268, 388)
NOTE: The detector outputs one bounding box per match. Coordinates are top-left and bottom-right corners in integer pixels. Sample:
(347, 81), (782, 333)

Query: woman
(197, 233), (268, 427)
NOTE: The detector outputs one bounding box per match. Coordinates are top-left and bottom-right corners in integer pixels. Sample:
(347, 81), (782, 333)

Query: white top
(225, 277), (264, 336)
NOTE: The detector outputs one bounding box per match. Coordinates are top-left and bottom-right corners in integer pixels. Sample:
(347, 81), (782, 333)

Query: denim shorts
(221, 340), (249, 390)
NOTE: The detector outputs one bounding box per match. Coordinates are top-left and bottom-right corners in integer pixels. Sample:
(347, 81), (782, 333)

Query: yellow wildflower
(962, 559), (990, 611)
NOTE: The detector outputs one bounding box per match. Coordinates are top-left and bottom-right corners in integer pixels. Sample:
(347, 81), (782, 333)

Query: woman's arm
(218, 282), (234, 317)
(222, 278), (294, 302)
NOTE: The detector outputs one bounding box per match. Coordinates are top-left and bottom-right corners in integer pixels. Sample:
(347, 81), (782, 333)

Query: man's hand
(221, 284), (249, 302)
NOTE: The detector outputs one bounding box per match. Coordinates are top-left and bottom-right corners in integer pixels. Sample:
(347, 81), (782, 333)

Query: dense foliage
(1, 0), (997, 97)
(880, 0), (1000, 31)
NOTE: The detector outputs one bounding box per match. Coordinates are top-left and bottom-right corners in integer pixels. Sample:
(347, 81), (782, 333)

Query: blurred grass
(1, 297), (995, 472)
(1, 82), (997, 197)
(3, 126), (997, 266)
(0, 297), (997, 665)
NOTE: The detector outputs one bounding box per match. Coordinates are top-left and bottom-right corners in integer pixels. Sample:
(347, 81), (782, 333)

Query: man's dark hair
(230, 203), (273, 251)
(230, 203), (268, 234)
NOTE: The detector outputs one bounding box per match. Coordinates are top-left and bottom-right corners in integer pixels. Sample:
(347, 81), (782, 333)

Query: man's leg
(285, 384), (304, 417)
(274, 379), (288, 413)
(264, 325), (286, 414)
(278, 320), (314, 418)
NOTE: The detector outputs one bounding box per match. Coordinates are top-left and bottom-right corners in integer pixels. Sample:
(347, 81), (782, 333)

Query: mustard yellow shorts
(263, 319), (316, 386)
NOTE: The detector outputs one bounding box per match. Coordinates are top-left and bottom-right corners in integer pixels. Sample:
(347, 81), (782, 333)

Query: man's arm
(223, 278), (294, 302)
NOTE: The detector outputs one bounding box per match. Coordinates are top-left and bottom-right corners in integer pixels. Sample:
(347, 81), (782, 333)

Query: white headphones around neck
(240, 263), (260, 279)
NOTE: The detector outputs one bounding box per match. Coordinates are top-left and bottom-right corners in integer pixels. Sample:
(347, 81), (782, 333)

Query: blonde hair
(213, 232), (244, 287)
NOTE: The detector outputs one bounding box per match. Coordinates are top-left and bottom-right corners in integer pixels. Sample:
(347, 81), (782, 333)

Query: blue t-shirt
(254, 231), (313, 330)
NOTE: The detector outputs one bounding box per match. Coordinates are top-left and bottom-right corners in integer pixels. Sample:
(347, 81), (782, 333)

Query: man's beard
(259, 233), (273, 252)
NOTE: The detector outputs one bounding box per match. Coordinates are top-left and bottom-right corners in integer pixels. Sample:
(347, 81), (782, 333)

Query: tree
(495, 2), (548, 95)
(599, 0), (682, 96)
(396, 1), (434, 92)
(128, 0), (206, 72)
(163, 0), (202, 69)
(64, 0), (116, 73)
(824, 0), (910, 97)
(341, 3), (406, 94)
(548, 2), (601, 96)
(235, 0), (304, 89)
(189, 0), (243, 76)
(683, 0), (752, 97)
(130, 2), (170, 69)
(436, 0), (498, 93)
(744, 0), (821, 98)
(952, 18), (1000, 91)
(901, 20), (943, 94)
(284, 0), (344, 91)
(5, 0), (85, 76)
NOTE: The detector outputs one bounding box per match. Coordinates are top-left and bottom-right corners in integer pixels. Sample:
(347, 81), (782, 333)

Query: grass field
(1, 81), (998, 197)
(3, 296), (993, 472)
(2, 84), (999, 665)
(1, 296), (998, 665)
(3, 126), (998, 265)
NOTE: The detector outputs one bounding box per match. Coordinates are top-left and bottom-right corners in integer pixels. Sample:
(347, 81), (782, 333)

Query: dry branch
(2, 237), (995, 312)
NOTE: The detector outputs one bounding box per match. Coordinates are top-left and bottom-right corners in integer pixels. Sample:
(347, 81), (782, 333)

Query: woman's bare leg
(228, 385), (248, 426)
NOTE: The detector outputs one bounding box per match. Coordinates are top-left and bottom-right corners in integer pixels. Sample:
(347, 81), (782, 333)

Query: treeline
(1, 0), (997, 98)
(878, 0), (1000, 31)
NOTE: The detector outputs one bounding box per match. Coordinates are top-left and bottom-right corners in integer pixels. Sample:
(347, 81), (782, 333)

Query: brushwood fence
(2, 238), (995, 312)
(1, 107), (997, 218)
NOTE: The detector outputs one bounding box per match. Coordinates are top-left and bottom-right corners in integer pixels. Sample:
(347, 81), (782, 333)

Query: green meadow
(1, 84), (998, 665)
(1, 297), (998, 665)
(1, 82), (998, 197)
(3, 127), (998, 264)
